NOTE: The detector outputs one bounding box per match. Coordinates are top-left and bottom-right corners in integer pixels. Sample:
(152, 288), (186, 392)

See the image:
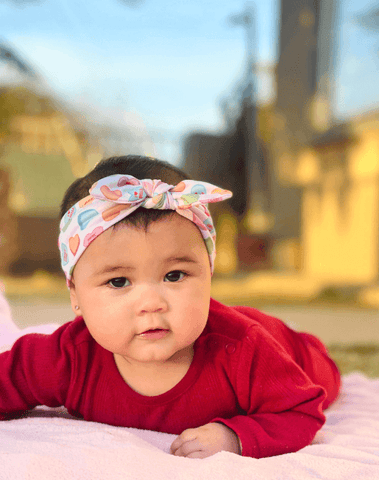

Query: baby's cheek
(85, 321), (125, 350)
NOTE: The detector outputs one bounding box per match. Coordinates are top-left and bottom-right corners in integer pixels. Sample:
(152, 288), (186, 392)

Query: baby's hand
(170, 422), (241, 459)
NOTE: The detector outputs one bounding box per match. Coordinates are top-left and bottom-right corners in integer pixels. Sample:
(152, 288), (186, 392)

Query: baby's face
(69, 213), (211, 366)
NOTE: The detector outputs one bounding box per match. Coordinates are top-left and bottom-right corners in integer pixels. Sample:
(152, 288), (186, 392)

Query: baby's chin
(120, 343), (195, 366)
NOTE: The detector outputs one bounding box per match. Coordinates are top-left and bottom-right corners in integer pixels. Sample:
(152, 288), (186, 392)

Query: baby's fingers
(171, 439), (204, 458)
(170, 429), (200, 456)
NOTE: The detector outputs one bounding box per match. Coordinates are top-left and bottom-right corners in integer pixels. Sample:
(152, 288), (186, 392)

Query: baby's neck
(113, 348), (194, 397)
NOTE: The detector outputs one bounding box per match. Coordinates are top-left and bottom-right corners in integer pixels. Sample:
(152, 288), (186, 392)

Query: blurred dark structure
(184, 3), (272, 272)
(183, 124), (247, 218)
(276, 0), (320, 146)
(184, 0), (326, 273)
(268, 0), (325, 251)
(183, 104), (273, 271)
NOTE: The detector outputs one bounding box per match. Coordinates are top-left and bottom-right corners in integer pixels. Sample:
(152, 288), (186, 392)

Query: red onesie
(0, 298), (340, 458)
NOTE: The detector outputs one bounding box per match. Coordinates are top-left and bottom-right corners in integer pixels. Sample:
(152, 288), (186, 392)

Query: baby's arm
(0, 324), (72, 419)
(172, 325), (326, 458)
(170, 422), (240, 458)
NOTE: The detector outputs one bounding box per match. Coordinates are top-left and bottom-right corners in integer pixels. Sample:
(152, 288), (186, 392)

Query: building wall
(0, 107), (87, 275)
(0, 169), (18, 274)
(297, 112), (379, 285)
(9, 215), (62, 275)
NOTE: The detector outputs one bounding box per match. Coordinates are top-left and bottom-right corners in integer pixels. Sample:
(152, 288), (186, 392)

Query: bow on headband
(59, 174), (233, 283)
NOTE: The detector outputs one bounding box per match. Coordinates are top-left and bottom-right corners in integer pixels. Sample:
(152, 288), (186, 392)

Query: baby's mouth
(138, 328), (169, 340)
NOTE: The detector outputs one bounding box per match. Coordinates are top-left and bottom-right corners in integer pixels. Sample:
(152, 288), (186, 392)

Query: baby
(0, 155), (340, 459)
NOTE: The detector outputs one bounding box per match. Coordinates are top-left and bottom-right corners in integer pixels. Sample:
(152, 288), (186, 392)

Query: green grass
(328, 344), (379, 377)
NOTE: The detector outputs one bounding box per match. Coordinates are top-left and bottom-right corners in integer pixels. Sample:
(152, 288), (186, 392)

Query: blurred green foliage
(328, 344), (379, 378)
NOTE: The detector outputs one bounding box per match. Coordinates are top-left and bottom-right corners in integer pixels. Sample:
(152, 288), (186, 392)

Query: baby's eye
(108, 277), (130, 288)
(164, 271), (186, 282)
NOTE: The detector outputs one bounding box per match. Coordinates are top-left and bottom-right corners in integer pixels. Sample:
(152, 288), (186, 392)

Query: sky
(334, 0), (379, 118)
(0, 0), (378, 164)
(0, 0), (278, 163)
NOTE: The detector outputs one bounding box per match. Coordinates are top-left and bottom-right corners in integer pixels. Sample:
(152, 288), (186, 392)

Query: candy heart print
(78, 210), (99, 230)
(100, 185), (122, 201)
(69, 235), (80, 256)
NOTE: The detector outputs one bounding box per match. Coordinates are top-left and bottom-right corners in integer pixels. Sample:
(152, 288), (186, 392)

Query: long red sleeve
(0, 323), (74, 418)
(211, 323), (326, 457)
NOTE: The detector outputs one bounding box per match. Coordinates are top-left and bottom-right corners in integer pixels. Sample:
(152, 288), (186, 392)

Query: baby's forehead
(78, 216), (210, 271)
(113, 215), (203, 247)
(112, 211), (196, 233)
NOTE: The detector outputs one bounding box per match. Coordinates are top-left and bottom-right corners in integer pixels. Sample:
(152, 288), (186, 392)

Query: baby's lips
(138, 328), (169, 339)
(142, 327), (168, 332)
(139, 326), (170, 333)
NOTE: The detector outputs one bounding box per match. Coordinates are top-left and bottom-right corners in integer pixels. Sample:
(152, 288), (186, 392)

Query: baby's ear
(69, 281), (82, 316)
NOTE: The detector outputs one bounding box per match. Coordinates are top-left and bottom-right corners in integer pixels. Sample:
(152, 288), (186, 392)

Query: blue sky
(1, 0), (378, 163)
(334, 0), (379, 118)
(0, 0), (278, 161)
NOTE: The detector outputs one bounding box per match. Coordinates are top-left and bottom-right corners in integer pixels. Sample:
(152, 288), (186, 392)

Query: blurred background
(1, 0), (379, 374)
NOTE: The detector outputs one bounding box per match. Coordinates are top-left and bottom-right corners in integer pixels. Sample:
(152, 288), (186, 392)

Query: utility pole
(229, 2), (256, 104)
(229, 2), (270, 233)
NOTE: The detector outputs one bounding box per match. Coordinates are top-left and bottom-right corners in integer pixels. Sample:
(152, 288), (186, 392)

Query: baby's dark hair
(60, 155), (191, 229)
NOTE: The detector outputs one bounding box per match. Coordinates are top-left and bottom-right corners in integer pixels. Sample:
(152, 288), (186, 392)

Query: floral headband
(58, 174), (232, 283)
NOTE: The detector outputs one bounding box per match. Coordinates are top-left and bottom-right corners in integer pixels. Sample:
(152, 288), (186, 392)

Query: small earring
(75, 305), (79, 310)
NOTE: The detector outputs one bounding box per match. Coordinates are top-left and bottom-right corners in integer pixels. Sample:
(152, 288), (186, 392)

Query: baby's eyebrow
(95, 256), (198, 276)
(96, 265), (135, 275)
(165, 256), (198, 265)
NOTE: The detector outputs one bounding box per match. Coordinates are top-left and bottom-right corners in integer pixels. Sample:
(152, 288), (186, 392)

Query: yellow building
(284, 109), (379, 305)
(211, 108), (379, 306)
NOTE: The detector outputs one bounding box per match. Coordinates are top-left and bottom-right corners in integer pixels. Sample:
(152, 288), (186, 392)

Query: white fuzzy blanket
(1, 294), (379, 479)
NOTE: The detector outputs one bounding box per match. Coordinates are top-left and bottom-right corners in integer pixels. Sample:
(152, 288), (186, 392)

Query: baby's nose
(135, 285), (168, 315)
